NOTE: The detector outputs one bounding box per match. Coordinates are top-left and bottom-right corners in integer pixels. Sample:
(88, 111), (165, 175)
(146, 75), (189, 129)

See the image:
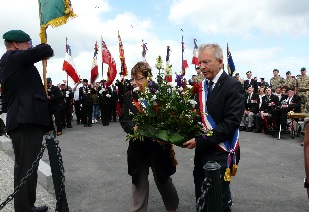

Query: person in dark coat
(98, 82), (111, 126)
(0, 30), (53, 212)
(120, 61), (179, 212)
(47, 77), (62, 136)
(244, 71), (258, 93)
(59, 82), (73, 128)
(183, 44), (244, 212)
(79, 79), (93, 127)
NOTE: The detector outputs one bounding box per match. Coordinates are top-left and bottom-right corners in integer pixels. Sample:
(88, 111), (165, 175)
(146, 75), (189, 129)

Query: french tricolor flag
(62, 39), (79, 83)
(192, 38), (199, 66)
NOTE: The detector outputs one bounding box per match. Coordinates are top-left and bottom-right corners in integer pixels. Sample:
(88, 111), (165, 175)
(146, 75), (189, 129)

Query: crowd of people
(1, 29), (308, 212)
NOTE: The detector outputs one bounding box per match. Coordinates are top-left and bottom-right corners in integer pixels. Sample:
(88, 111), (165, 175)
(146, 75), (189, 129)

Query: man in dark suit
(244, 71), (258, 93)
(183, 43), (244, 212)
(47, 77), (62, 136)
(240, 85), (260, 132)
(79, 79), (93, 127)
(253, 86), (279, 133)
(0, 30), (53, 212)
(278, 88), (301, 133)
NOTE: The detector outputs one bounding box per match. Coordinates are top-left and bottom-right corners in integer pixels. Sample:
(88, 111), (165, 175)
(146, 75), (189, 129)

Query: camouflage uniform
(192, 73), (205, 83)
(270, 76), (284, 91)
(296, 75), (309, 113)
(283, 77), (296, 90)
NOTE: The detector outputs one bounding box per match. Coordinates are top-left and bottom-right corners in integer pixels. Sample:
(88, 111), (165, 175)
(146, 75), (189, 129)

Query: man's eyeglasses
(132, 76), (145, 82)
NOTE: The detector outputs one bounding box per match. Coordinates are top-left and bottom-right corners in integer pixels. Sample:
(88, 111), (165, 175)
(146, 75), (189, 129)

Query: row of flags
(62, 37), (237, 86)
(37, 0), (236, 88)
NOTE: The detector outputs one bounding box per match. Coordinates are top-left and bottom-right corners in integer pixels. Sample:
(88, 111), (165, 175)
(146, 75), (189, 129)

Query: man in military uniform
(284, 71), (296, 92)
(296, 67), (309, 113)
(47, 77), (62, 136)
(244, 71), (258, 93)
(270, 69), (284, 92)
(79, 79), (93, 127)
(59, 82), (73, 128)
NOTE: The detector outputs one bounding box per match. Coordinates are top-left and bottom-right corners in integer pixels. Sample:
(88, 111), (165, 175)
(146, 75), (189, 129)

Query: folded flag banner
(141, 39), (148, 61)
(62, 37), (79, 83)
(38, 0), (76, 44)
(192, 38), (199, 66)
(181, 35), (188, 76)
(227, 43), (236, 77)
(165, 46), (172, 82)
(90, 41), (99, 84)
(118, 30), (128, 79)
(102, 37), (117, 87)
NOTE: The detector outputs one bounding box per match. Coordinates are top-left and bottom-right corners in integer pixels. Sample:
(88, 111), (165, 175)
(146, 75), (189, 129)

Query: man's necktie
(208, 81), (214, 95)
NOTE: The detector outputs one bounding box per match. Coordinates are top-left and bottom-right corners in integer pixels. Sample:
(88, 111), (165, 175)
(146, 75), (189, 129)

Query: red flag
(102, 39), (111, 64)
(62, 38), (79, 83)
(101, 38), (117, 87)
(90, 41), (99, 84)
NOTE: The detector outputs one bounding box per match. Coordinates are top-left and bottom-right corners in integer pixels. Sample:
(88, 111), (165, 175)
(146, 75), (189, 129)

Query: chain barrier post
(204, 161), (222, 212)
(46, 137), (69, 212)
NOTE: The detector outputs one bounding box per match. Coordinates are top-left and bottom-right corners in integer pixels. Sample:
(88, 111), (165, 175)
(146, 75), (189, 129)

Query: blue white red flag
(191, 38), (199, 66)
(62, 38), (79, 83)
(90, 41), (99, 83)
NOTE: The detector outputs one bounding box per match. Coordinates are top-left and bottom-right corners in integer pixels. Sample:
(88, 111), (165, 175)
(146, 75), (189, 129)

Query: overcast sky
(1, 0), (309, 85)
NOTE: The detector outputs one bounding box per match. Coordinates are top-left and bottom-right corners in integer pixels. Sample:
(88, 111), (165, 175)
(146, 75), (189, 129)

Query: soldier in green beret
(296, 67), (309, 112)
(270, 68), (284, 93)
(0, 30), (53, 212)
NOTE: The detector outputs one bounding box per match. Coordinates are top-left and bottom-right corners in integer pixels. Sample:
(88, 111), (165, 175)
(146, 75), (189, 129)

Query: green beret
(286, 71), (291, 75)
(47, 77), (52, 83)
(273, 68), (279, 72)
(3, 30), (31, 42)
(301, 67), (306, 71)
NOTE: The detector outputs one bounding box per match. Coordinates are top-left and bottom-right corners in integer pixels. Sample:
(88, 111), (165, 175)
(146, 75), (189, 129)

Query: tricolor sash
(198, 80), (240, 181)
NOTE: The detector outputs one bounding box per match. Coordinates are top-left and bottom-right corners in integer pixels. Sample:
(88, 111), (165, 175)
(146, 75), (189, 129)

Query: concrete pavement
(0, 119), (308, 211)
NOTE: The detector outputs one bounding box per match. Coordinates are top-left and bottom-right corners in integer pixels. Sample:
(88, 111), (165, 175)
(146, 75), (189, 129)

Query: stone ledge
(0, 136), (54, 194)
(0, 135), (12, 151)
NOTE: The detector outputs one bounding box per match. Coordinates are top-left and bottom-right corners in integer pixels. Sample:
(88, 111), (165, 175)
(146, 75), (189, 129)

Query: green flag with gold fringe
(38, 0), (76, 43)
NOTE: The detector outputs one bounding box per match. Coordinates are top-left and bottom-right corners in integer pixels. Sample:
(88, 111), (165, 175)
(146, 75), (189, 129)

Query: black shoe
(32, 205), (48, 212)
(246, 127), (253, 132)
(239, 126), (246, 131)
(88, 124), (92, 127)
(84, 124), (87, 127)
(67, 125), (73, 128)
(62, 125), (66, 129)
(253, 129), (261, 133)
(227, 199), (233, 209)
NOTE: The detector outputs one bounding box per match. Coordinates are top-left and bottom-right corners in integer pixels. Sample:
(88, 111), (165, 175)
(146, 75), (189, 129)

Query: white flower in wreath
(189, 99), (197, 107)
(133, 87), (139, 92)
(106, 94), (111, 98)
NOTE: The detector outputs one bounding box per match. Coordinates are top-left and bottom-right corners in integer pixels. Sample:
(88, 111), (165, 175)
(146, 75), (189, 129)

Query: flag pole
(181, 29), (184, 76)
(101, 36), (104, 80)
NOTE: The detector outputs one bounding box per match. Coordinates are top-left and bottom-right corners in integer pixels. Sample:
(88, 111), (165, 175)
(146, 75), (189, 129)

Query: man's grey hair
(198, 43), (223, 60)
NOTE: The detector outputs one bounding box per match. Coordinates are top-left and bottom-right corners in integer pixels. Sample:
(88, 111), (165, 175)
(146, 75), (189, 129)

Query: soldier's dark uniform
(79, 79), (93, 127)
(59, 84), (73, 128)
(47, 78), (62, 135)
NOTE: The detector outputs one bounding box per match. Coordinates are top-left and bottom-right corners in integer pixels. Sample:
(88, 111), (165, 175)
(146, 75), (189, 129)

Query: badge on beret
(3, 30), (31, 42)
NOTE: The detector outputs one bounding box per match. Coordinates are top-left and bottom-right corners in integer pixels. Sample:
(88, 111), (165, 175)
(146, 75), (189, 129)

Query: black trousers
(82, 105), (92, 125)
(74, 100), (82, 123)
(8, 124), (45, 212)
(49, 109), (62, 132)
(193, 157), (231, 212)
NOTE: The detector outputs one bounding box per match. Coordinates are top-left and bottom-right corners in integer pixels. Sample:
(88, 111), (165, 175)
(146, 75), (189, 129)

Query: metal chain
(0, 143), (47, 210)
(196, 177), (212, 212)
(53, 139), (66, 212)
